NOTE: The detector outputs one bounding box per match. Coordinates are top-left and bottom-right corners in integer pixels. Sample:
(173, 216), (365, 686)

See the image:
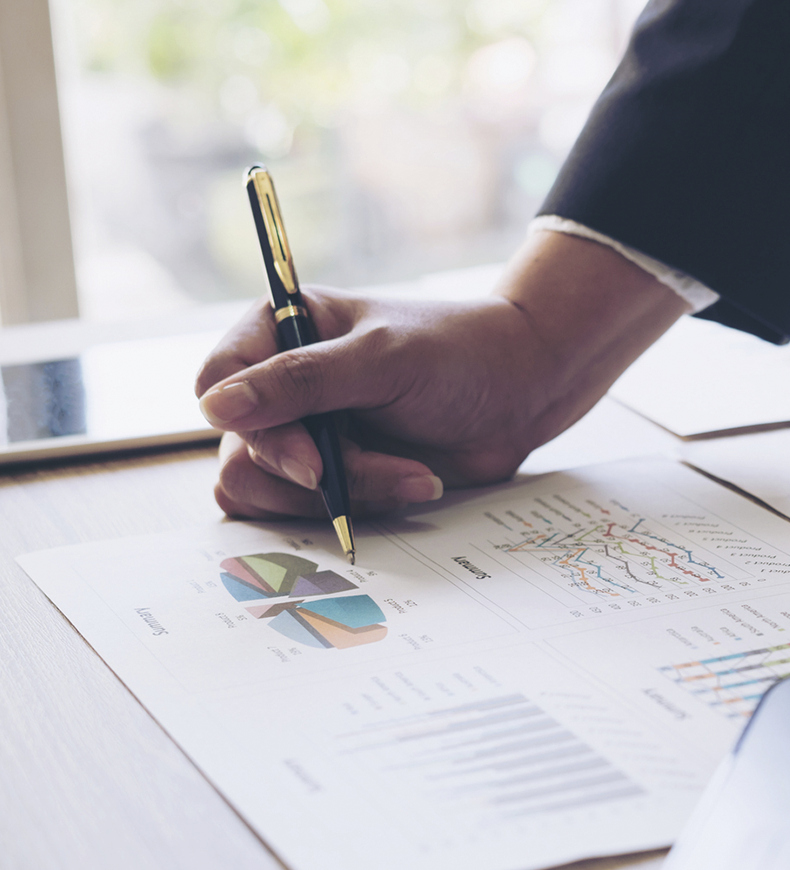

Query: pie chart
(220, 553), (321, 600)
(219, 552), (387, 650)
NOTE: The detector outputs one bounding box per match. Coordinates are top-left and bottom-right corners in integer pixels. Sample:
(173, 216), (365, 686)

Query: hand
(196, 230), (689, 520)
(196, 291), (538, 519)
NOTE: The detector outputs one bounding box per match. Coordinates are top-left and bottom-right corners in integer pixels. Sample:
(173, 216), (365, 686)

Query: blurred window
(45, 0), (645, 322)
(0, 0), (79, 325)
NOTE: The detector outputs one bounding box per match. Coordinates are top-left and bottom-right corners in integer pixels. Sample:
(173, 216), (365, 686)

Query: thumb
(198, 334), (398, 431)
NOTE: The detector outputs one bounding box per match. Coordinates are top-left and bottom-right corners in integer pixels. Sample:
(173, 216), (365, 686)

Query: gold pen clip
(248, 166), (298, 295)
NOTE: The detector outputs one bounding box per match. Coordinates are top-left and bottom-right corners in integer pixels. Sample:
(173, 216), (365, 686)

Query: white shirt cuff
(531, 215), (720, 314)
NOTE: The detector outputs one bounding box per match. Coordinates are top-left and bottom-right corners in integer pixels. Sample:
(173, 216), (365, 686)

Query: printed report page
(18, 458), (790, 870)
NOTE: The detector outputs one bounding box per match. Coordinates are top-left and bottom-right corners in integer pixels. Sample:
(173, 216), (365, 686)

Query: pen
(245, 164), (356, 565)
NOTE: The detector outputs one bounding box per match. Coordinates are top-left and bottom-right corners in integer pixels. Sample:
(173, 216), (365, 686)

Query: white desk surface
(1, 289), (687, 870)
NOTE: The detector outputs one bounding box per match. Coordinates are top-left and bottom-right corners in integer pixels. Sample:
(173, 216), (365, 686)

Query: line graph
(660, 644), (790, 719)
(482, 490), (741, 603)
(506, 518), (722, 597)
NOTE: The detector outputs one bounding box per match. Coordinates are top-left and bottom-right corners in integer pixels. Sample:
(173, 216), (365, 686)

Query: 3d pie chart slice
(244, 600), (305, 619)
(291, 570), (358, 597)
(220, 553), (319, 600)
(263, 595), (387, 649)
(299, 595), (384, 627)
(297, 610), (388, 649)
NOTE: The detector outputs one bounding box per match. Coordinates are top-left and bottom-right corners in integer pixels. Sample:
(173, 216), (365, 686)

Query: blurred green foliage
(72, 0), (552, 126)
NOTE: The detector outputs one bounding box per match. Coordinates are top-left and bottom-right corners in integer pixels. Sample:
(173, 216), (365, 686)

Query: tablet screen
(0, 331), (221, 465)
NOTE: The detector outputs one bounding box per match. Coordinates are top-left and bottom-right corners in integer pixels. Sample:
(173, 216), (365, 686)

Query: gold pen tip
(332, 516), (356, 566)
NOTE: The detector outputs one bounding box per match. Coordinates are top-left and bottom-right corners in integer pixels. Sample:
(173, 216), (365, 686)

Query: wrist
(491, 229), (689, 445)
(496, 228), (690, 348)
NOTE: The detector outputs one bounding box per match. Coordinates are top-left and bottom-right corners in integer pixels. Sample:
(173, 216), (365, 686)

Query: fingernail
(199, 382), (258, 425)
(281, 458), (318, 490)
(393, 474), (443, 503)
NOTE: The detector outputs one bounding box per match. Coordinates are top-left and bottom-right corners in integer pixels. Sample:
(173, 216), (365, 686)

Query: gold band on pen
(274, 304), (308, 324)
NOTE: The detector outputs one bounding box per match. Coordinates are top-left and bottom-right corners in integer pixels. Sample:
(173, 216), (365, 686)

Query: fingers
(216, 433), (327, 520)
(195, 286), (361, 398)
(195, 299), (279, 398)
(198, 325), (406, 432)
(341, 439), (444, 510)
(245, 422), (323, 491)
(214, 433), (443, 520)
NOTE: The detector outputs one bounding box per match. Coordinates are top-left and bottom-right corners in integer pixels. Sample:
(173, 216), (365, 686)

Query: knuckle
(301, 284), (354, 335)
(218, 447), (253, 503)
(345, 461), (374, 500)
(358, 322), (396, 356)
(455, 450), (518, 487)
(354, 322), (424, 401)
(214, 482), (244, 518)
(272, 352), (324, 412)
(214, 481), (281, 522)
(194, 352), (234, 397)
(244, 429), (271, 461)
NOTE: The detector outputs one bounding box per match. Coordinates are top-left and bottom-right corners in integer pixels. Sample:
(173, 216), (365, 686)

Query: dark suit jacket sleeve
(539, 0), (790, 344)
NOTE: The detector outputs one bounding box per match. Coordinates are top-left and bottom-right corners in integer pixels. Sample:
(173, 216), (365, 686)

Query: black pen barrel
(304, 413), (351, 520)
(246, 165), (355, 560)
(276, 309), (314, 348)
(275, 313), (352, 521)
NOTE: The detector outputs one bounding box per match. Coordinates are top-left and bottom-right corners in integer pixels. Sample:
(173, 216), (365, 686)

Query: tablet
(0, 331), (222, 466)
(663, 677), (790, 869)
